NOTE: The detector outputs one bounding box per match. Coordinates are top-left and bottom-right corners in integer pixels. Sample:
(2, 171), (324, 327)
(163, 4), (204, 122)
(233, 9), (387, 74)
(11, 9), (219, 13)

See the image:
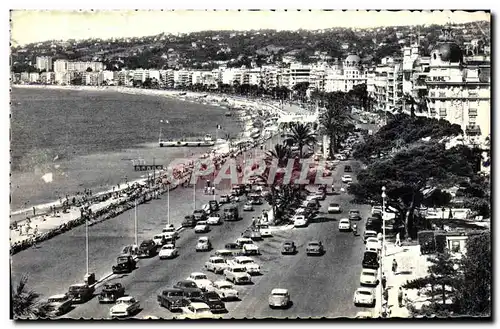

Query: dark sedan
(281, 241), (297, 255)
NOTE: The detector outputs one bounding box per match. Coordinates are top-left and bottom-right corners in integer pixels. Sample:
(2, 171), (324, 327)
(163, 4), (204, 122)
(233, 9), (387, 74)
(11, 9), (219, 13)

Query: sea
(10, 87), (244, 213)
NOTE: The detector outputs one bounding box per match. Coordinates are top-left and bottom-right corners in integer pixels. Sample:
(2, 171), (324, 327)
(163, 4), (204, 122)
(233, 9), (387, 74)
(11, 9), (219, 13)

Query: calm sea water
(10, 87), (243, 211)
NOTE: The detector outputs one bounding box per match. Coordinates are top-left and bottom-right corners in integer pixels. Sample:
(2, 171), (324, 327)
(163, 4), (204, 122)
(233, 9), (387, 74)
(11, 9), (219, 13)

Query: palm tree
(264, 143), (292, 168)
(320, 96), (353, 158)
(283, 123), (317, 158)
(11, 275), (48, 319)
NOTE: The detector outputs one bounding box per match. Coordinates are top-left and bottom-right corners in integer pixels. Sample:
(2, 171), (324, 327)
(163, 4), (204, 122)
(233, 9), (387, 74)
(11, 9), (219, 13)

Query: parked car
(193, 210), (207, 222)
(98, 283), (125, 304)
(162, 224), (179, 239)
(201, 291), (227, 313)
(112, 255), (136, 274)
(205, 256), (229, 274)
(281, 241), (297, 255)
(224, 264), (252, 285)
(313, 190), (326, 201)
(224, 242), (241, 251)
(186, 272), (214, 292)
(353, 288), (375, 307)
(341, 175), (353, 183)
(182, 215), (196, 228)
(173, 280), (204, 302)
(362, 251), (379, 269)
(109, 296), (141, 318)
(153, 234), (167, 247)
(158, 244), (179, 259)
(215, 249), (237, 259)
(348, 209), (362, 221)
(194, 221), (210, 233)
(243, 202), (254, 211)
(120, 244), (138, 258)
(157, 288), (187, 312)
(294, 215), (308, 228)
(257, 224), (272, 237)
(242, 243), (260, 256)
(337, 218), (351, 231)
(223, 206), (239, 221)
(235, 237), (254, 248)
(45, 294), (73, 317)
(301, 199), (320, 210)
(68, 283), (95, 304)
(207, 213), (222, 225)
(366, 237), (382, 250)
(212, 281), (239, 301)
(363, 230), (378, 243)
(268, 288), (291, 309)
(344, 165), (352, 173)
(138, 240), (157, 258)
(196, 237), (212, 252)
(178, 302), (218, 319)
(328, 203), (341, 214)
(360, 269), (379, 286)
(306, 241), (324, 256)
(229, 256), (261, 275)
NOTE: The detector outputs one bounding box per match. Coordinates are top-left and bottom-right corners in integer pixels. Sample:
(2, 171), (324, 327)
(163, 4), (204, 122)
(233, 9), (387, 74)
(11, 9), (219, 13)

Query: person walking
(392, 259), (398, 275)
(398, 287), (404, 307)
(395, 232), (401, 247)
(382, 273), (387, 290)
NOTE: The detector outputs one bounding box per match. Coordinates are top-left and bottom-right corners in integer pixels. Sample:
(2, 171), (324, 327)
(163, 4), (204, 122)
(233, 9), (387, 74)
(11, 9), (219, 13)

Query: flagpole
(134, 199), (138, 245)
(85, 217), (89, 275)
(167, 183), (170, 225)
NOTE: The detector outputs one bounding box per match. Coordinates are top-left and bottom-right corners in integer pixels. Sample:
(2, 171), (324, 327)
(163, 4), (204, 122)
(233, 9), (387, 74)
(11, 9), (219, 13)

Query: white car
(109, 296), (141, 318)
(258, 224), (272, 237)
(158, 244), (179, 259)
(293, 215), (308, 228)
(178, 302), (219, 319)
(328, 203), (341, 214)
(45, 294), (73, 317)
(186, 272), (214, 292)
(194, 221), (210, 233)
(207, 214), (222, 225)
(235, 237), (254, 247)
(242, 243), (260, 256)
(366, 237), (382, 249)
(230, 256), (261, 275)
(268, 288), (291, 308)
(201, 203), (211, 214)
(360, 269), (379, 286)
(196, 237), (212, 252)
(213, 280), (239, 301)
(243, 202), (254, 211)
(153, 234), (166, 246)
(162, 224), (179, 239)
(205, 256), (229, 274)
(354, 288), (375, 307)
(224, 265), (252, 284)
(341, 175), (353, 183)
(371, 206), (383, 215)
(338, 218), (351, 231)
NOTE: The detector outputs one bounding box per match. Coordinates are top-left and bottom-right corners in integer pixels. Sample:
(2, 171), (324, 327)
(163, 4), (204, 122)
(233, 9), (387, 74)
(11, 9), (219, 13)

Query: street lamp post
(85, 217), (89, 275)
(167, 182), (170, 225)
(134, 199), (138, 246)
(380, 186), (387, 316)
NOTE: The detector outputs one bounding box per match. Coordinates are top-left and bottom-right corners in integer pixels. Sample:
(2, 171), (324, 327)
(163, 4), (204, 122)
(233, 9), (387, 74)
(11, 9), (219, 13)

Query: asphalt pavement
(59, 158), (376, 319)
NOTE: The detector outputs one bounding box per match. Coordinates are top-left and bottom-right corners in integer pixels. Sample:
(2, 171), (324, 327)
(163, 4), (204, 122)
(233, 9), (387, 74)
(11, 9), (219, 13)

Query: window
(439, 92), (446, 98)
(451, 241), (461, 253)
(430, 91), (435, 97)
(439, 108), (447, 117)
(468, 91), (478, 97)
(430, 108), (437, 116)
(469, 116), (476, 124)
(468, 108), (478, 117)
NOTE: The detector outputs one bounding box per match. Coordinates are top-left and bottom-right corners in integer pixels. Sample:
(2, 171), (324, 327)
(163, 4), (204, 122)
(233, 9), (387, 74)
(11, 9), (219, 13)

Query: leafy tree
(11, 275), (49, 319)
(454, 232), (491, 316)
(349, 143), (476, 238)
(293, 82), (310, 101)
(320, 94), (353, 157)
(404, 251), (460, 317)
(283, 123), (317, 158)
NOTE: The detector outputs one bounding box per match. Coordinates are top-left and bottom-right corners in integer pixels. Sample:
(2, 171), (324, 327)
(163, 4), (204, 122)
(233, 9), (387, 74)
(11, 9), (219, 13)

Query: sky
(10, 10), (490, 46)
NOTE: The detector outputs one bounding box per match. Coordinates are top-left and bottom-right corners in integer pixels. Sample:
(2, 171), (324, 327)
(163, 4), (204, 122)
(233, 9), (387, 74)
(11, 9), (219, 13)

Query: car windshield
(340, 220), (349, 224)
(350, 210), (359, 214)
(48, 297), (66, 303)
(194, 275), (207, 280)
(284, 242), (293, 247)
(260, 225), (269, 229)
(194, 210), (203, 214)
(163, 245), (174, 250)
(358, 291), (372, 296)
(199, 239), (208, 242)
(117, 299), (132, 304)
(168, 291), (183, 297)
(213, 259), (224, 263)
(182, 282), (197, 288)
(239, 260), (252, 264)
(219, 284), (231, 289)
(196, 307), (211, 313)
(330, 204), (339, 207)
(272, 293), (287, 297)
(364, 272), (376, 277)
(309, 242), (319, 247)
(154, 236), (163, 240)
(233, 268), (245, 273)
(140, 241), (152, 247)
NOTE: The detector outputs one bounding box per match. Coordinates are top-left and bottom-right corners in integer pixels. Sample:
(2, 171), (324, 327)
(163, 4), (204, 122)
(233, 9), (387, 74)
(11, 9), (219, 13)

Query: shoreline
(10, 85), (283, 216)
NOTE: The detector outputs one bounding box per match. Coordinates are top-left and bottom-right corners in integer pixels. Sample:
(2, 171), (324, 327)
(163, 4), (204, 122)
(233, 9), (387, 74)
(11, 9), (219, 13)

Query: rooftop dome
(431, 42), (463, 63)
(345, 54), (361, 63)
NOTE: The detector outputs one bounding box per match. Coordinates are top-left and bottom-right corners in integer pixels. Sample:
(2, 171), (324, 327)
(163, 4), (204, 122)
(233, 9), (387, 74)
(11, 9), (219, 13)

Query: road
(11, 140), (273, 298)
(60, 158), (376, 319)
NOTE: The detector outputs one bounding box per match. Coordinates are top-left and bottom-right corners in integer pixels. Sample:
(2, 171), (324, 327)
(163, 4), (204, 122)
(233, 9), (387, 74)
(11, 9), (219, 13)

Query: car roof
(235, 256), (253, 261)
(365, 230), (378, 234)
(340, 218), (350, 222)
(308, 240), (321, 244)
(190, 302), (210, 309)
(214, 280), (232, 286)
(48, 294), (67, 299)
(199, 237), (209, 241)
(271, 288), (288, 294)
(117, 296), (134, 301)
(190, 272), (206, 277)
(162, 244), (175, 248)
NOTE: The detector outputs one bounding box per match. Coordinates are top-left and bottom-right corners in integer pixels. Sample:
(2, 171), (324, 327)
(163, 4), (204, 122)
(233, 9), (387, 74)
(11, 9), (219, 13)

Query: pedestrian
(395, 232), (401, 247)
(33, 207), (36, 216)
(392, 259), (398, 275)
(211, 187), (215, 195)
(382, 273), (387, 290)
(383, 288), (389, 304)
(398, 287), (404, 307)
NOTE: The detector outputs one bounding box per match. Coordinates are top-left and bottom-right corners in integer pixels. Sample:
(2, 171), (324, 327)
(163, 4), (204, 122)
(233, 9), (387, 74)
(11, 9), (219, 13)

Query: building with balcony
(173, 70), (192, 88)
(324, 55), (367, 93)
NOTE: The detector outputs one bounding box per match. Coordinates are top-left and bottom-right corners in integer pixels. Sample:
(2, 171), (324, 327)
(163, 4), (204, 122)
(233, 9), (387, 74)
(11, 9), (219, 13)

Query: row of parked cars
(353, 206), (386, 316)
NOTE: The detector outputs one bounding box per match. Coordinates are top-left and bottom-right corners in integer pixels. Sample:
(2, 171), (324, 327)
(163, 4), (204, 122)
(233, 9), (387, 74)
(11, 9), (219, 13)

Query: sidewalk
(379, 242), (431, 318)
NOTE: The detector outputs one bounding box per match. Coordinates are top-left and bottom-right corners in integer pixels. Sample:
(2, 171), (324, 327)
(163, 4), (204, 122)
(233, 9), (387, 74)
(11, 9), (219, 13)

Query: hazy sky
(10, 10), (490, 46)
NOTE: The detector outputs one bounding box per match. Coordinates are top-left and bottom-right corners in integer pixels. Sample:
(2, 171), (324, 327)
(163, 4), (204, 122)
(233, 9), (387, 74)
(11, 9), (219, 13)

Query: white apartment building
(83, 71), (103, 86)
(286, 63), (311, 89)
(324, 55), (367, 93)
(29, 72), (40, 83)
(174, 70), (192, 88)
(54, 59), (68, 73)
(54, 72), (71, 85)
(36, 56), (53, 72)
(67, 61), (104, 72)
(262, 66), (279, 90)
(221, 68), (244, 85)
(40, 72), (55, 84)
(100, 70), (115, 84)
